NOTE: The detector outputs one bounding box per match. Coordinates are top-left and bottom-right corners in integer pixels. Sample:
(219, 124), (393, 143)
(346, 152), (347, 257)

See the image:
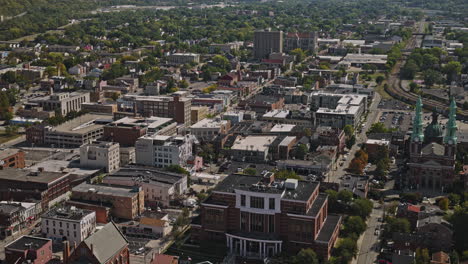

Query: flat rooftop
(271, 124), (296, 133)
(263, 110), (290, 119)
(43, 206), (94, 221)
(213, 174), (319, 202)
(191, 117), (228, 129)
(108, 165), (185, 185)
(72, 183), (140, 198)
(0, 148), (22, 160)
(112, 116), (174, 129)
(231, 136), (277, 152)
(316, 214), (341, 243)
(6, 236), (51, 251)
(0, 168), (69, 184)
(49, 113), (113, 134)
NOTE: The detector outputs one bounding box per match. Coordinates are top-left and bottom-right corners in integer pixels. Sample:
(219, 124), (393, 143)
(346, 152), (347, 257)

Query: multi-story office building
(190, 117), (231, 142)
(123, 95), (191, 126)
(135, 135), (194, 168)
(41, 206), (96, 245)
(103, 166), (188, 207)
(168, 53), (200, 65)
(71, 183), (144, 220)
(254, 30), (283, 59)
(311, 92), (367, 129)
(80, 141), (120, 173)
(0, 201), (41, 238)
(0, 168), (71, 210)
(103, 116), (177, 147)
(192, 173), (341, 260)
(30, 92), (90, 116)
(42, 114), (113, 147)
(284, 32), (318, 53)
(230, 136), (277, 163)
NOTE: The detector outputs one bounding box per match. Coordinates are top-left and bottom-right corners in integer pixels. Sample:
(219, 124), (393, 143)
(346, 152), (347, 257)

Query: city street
(328, 92), (382, 183)
(355, 206), (384, 264)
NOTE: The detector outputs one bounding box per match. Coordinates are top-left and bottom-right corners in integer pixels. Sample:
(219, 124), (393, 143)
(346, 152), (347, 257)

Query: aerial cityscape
(0, 0), (467, 263)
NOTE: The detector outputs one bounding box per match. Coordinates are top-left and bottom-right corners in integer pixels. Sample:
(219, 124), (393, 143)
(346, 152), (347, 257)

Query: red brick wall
(0, 151), (25, 169)
(103, 126), (146, 147)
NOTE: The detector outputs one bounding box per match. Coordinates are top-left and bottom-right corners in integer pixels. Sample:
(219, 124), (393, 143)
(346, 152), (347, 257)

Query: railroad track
(384, 22), (468, 121)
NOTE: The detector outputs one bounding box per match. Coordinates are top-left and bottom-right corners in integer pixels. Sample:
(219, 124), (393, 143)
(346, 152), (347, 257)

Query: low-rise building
(71, 183), (144, 220)
(103, 166), (188, 207)
(81, 102), (117, 114)
(5, 236), (53, 264)
(65, 222), (129, 264)
(190, 117), (231, 142)
(230, 136), (277, 162)
(168, 53), (200, 65)
(0, 148), (25, 169)
(339, 175), (369, 198)
(191, 106), (209, 125)
(80, 141), (120, 173)
(30, 92), (91, 116)
(0, 168), (72, 210)
(135, 135), (194, 168)
(0, 201), (41, 238)
(39, 114), (113, 147)
(41, 206), (96, 245)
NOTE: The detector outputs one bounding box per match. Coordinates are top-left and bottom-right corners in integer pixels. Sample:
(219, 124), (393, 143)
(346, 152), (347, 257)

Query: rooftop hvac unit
(285, 179), (298, 190)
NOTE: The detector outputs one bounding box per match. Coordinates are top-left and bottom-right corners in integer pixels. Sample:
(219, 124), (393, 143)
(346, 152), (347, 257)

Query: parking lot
(378, 99), (412, 111)
(378, 111), (413, 132)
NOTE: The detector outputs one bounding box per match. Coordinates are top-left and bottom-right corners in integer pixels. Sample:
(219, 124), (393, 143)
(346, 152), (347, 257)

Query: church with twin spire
(407, 97), (458, 191)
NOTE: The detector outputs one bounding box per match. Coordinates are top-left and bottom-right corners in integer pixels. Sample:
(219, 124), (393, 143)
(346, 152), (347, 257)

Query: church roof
(421, 142), (445, 156)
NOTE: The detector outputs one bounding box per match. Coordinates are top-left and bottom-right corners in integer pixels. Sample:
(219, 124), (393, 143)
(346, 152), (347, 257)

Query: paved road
(328, 92), (382, 183)
(355, 206), (384, 264)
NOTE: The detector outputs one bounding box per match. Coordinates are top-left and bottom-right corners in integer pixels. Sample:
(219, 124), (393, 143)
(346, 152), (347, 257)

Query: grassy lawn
(361, 72), (393, 99)
(0, 131), (21, 144)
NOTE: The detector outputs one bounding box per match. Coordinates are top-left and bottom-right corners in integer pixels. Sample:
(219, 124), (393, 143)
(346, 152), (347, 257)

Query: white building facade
(41, 207), (96, 245)
(80, 141), (120, 173)
(135, 135), (194, 168)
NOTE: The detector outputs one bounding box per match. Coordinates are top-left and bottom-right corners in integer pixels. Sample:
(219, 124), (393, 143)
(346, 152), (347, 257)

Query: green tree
(443, 61), (462, 82)
(438, 197), (449, 211)
(346, 135), (356, 149)
(110, 92), (120, 101)
(335, 238), (358, 262)
(415, 248), (430, 264)
(295, 144), (308, 160)
(401, 60), (419, 79)
(275, 170), (301, 180)
(351, 198), (373, 219)
(293, 248), (319, 264)
(338, 190), (353, 203)
(343, 216), (367, 237)
(421, 53), (439, 70)
(212, 55), (231, 72)
(376, 75), (385, 84)
(290, 48), (306, 63)
(343, 124), (354, 138)
(386, 217), (410, 234)
(423, 69), (443, 87)
(243, 167), (257, 176)
(409, 82), (419, 92)
(448, 193), (461, 206)
(1, 71), (17, 84)
(367, 122), (391, 134)
(179, 79), (189, 88)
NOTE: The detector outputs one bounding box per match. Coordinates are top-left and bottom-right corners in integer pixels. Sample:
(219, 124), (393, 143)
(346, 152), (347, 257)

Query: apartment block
(284, 32), (318, 52)
(71, 183), (144, 220)
(190, 117), (231, 142)
(80, 141), (120, 173)
(254, 30), (283, 59)
(168, 53), (200, 65)
(41, 206), (96, 245)
(135, 135), (194, 168)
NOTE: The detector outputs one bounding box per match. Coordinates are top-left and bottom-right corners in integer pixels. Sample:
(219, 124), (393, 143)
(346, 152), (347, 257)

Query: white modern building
(230, 136), (277, 162)
(80, 141), (120, 173)
(41, 206), (96, 245)
(311, 92), (367, 129)
(190, 117), (230, 142)
(30, 91), (91, 116)
(168, 53), (200, 65)
(135, 135), (194, 168)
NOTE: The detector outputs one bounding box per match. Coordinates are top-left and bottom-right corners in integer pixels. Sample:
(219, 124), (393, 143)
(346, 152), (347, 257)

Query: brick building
(0, 168), (71, 210)
(191, 173), (341, 260)
(0, 149), (25, 169)
(70, 183), (144, 220)
(5, 236), (53, 264)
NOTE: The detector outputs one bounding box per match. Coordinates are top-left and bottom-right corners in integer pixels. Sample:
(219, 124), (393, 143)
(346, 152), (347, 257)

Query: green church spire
(411, 96), (424, 142)
(444, 97), (458, 144)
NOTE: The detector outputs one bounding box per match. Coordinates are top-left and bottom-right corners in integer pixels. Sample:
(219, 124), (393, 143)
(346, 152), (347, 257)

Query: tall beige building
(254, 30), (283, 59)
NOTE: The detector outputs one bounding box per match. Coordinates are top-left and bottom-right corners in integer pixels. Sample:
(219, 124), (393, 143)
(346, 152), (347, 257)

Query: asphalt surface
(355, 206), (384, 264)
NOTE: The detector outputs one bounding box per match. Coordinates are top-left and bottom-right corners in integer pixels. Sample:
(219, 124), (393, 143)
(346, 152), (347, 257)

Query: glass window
(250, 196), (264, 209)
(269, 198), (275, 210)
(240, 195), (246, 206)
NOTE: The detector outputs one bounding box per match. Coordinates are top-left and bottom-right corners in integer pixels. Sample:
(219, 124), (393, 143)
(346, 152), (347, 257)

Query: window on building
(46, 220), (49, 225)
(250, 196), (264, 209)
(240, 212), (248, 231)
(241, 195), (246, 206)
(73, 224), (76, 229)
(205, 209), (223, 225)
(74, 231), (77, 237)
(250, 213), (264, 232)
(59, 222), (62, 227)
(268, 215), (275, 233)
(53, 229), (56, 234)
(269, 198), (275, 210)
